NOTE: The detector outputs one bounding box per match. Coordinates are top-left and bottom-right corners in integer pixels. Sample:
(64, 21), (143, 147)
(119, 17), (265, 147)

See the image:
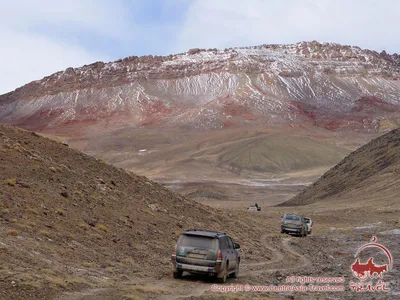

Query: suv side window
(219, 237), (228, 250)
(227, 237), (234, 249)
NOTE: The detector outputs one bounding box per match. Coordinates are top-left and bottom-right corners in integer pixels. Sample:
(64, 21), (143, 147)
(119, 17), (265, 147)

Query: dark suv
(281, 214), (308, 237)
(171, 229), (241, 283)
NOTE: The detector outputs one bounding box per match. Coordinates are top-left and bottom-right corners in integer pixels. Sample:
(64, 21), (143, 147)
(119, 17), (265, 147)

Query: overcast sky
(1, 0), (399, 94)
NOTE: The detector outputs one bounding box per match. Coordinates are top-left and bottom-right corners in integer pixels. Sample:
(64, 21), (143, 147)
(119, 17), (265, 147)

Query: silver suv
(171, 229), (241, 283)
(281, 214), (308, 237)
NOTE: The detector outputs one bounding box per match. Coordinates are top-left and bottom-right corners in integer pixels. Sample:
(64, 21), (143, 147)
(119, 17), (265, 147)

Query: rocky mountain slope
(1, 125), (399, 300)
(1, 41), (400, 133)
(0, 125), (264, 299)
(279, 127), (400, 206)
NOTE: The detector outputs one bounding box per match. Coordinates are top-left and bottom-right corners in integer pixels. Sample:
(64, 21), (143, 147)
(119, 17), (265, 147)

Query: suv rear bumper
(173, 263), (219, 275)
(281, 225), (301, 233)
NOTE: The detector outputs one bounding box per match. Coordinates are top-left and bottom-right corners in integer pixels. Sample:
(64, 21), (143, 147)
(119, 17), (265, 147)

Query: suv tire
(173, 270), (183, 279)
(230, 260), (240, 278)
(217, 264), (228, 283)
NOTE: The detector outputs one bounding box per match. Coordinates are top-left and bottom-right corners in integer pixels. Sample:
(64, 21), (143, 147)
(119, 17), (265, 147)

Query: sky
(1, 0), (399, 94)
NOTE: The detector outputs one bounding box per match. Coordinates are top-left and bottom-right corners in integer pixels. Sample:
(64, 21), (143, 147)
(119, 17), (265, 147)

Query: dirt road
(56, 234), (311, 300)
(55, 215), (400, 300)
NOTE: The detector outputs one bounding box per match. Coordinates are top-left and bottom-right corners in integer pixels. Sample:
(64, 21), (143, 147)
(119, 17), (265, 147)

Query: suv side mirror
(233, 243), (240, 249)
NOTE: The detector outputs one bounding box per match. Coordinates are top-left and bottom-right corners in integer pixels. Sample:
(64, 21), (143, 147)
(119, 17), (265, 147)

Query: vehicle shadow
(177, 273), (219, 283)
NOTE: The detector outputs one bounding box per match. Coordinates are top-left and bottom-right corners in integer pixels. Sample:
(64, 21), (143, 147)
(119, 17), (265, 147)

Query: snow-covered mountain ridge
(1, 41), (400, 132)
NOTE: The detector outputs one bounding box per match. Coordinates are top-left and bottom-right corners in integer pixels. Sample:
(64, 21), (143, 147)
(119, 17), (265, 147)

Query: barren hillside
(278, 127), (400, 206)
(0, 125), (264, 299)
(1, 126), (399, 300)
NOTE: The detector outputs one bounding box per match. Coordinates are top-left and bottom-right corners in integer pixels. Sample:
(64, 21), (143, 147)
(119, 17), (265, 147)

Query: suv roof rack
(184, 229), (226, 236)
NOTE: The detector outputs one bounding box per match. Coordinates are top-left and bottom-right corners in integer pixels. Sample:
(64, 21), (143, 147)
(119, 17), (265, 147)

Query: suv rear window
(179, 235), (218, 249)
(284, 215), (300, 221)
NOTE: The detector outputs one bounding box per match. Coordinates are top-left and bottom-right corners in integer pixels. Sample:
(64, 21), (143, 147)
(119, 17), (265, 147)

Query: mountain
(1, 41), (400, 133)
(278, 127), (400, 206)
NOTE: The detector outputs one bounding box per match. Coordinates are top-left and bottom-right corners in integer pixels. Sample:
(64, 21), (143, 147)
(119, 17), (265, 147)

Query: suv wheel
(173, 270), (183, 279)
(217, 264), (228, 283)
(230, 260), (240, 278)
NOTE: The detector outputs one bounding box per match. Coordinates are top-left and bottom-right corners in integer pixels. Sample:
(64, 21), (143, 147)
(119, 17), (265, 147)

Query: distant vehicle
(171, 229), (241, 283)
(304, 217), (313, 234)
(248, 206), (261, 211)
(281, 214), (308, 237)
(248, 203), (261, 211)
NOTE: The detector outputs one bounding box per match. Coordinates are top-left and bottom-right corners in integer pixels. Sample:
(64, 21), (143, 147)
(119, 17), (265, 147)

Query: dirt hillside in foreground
(279, 127), (400, 206)
(0, 125), (264, 299)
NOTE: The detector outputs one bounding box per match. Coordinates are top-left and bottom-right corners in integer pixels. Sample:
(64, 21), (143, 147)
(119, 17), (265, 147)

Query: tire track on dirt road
(156, 235), (311, 300)
(240, 234), (284, 268)
(56, 235), (311, 300)
(240, 237), (311, 276)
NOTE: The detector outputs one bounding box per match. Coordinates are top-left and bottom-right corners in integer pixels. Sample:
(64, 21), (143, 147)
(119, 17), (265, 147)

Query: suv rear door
(284, 215), (301, 228)
(175, 234), (219, 267)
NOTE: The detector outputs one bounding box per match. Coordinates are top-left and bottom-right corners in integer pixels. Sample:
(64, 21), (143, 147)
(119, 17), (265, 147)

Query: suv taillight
(216, 250), (222, 267)
(171, 245), (177, 263)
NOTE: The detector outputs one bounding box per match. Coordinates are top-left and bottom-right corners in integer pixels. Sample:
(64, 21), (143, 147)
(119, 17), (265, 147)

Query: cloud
(0, 0), (190, 94)
(0, 27), (107, 95)
(0, 0), (132, 94)
(174, 0), (400, 53)
(2, 0), (132, 41)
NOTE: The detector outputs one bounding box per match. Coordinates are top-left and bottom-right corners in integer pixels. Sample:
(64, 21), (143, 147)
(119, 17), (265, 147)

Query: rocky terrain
(0, 125), (268, 299)
(1, 124), (399, 300)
